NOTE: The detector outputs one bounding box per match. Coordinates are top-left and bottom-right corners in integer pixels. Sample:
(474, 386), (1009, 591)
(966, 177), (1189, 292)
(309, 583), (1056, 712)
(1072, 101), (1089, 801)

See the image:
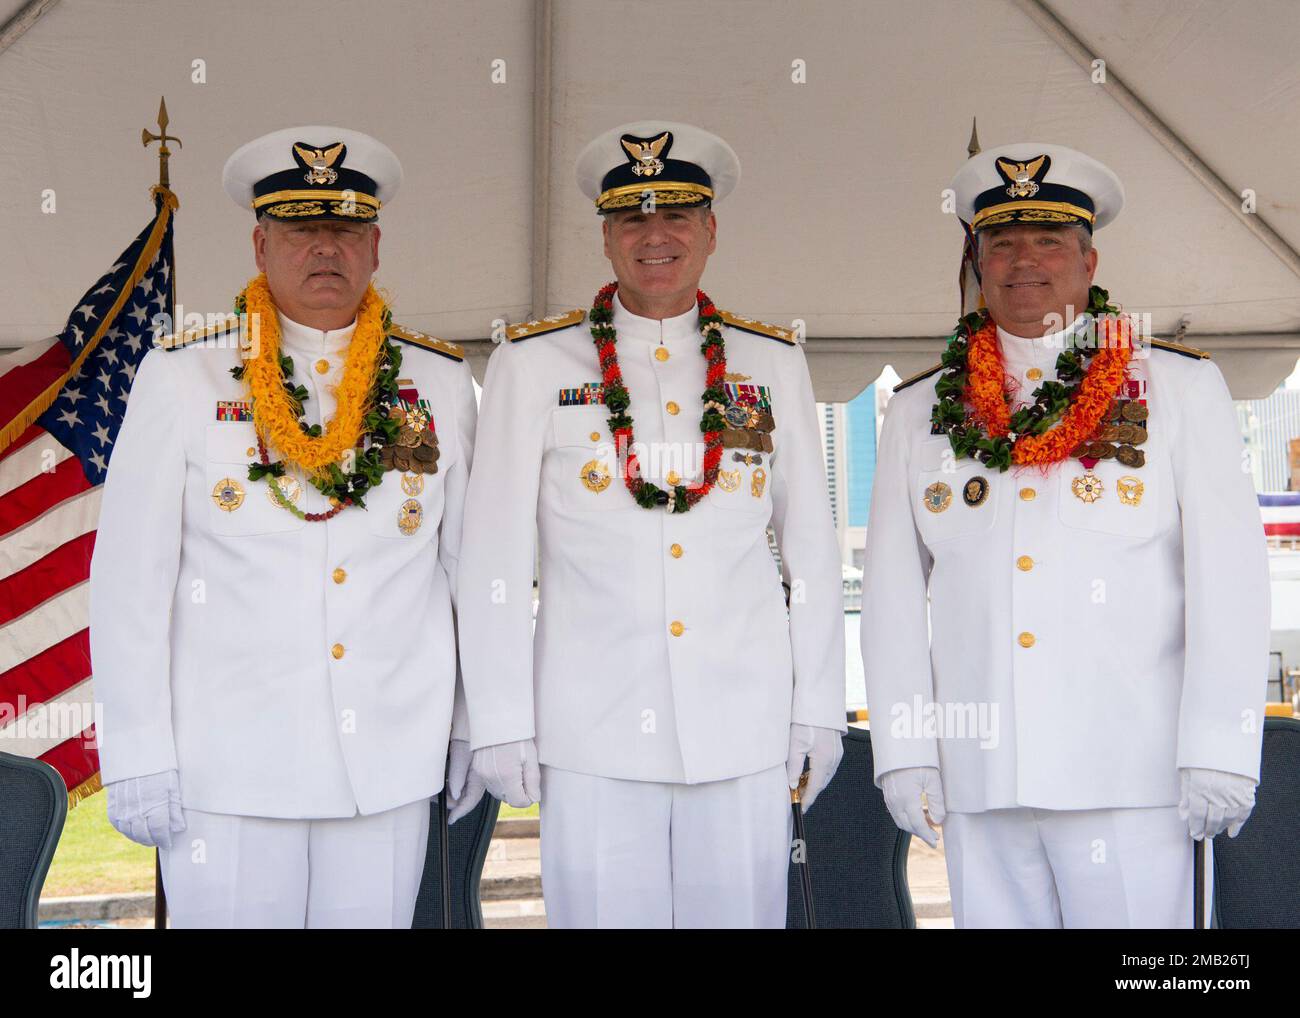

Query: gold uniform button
(669, 621), (685, 637)
(1026, 367), (1043, 381)
(670, 543), (683, 558)
(246, 447), (256, 457)
(1016, 555), (1034, 572)
(315, 359), (330, 374)
(666, 471), (681, 486)
(1018, 632), (1035, 649)
(589, 431), (601, 442)
(331, 643), (345, 659)
(655, 347), (670, 362)
(666, 401), (680, 415)
(1019, 487), (1037, 501)
(332, 567), (347, 584)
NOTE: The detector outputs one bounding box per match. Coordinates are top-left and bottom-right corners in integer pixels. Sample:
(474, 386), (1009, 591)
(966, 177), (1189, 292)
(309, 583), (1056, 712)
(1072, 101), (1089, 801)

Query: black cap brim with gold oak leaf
(223, 125), (402, 223)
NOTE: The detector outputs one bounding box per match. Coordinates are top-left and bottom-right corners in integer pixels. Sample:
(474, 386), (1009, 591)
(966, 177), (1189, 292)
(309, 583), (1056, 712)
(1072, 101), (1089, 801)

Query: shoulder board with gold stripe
(892, 362), (944, 393)
(159, 316), (242, 351)
(388, 324), (464, 362)
(507, 309), (586, 342)
(719, 310), (795, 344)
(1149, 337), (1210, 360)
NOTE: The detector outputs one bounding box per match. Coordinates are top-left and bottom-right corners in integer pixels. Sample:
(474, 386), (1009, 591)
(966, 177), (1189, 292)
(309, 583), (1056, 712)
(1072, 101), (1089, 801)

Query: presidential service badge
(963, 476), (990, 507)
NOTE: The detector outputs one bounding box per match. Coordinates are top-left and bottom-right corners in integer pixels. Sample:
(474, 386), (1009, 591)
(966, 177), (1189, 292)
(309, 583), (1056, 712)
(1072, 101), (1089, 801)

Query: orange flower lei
(239, 273), (388, 480)
(930, 286), (1135, 472)
(965, 314), (1132, 467)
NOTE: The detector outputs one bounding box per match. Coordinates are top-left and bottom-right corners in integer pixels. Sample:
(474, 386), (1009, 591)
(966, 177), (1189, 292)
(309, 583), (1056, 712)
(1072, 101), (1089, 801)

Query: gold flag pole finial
(967, 117), (981, 158)
(142, 96), (182, 190)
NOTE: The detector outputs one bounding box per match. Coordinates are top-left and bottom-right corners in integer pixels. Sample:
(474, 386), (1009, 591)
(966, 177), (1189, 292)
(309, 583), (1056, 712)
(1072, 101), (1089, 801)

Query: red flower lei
(588, 282), (728, 512)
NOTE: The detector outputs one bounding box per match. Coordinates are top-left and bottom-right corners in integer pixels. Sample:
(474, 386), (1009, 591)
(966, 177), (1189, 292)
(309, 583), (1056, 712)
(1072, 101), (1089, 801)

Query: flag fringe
(67, 769), (102, 809)
(0, 187), (178, 457)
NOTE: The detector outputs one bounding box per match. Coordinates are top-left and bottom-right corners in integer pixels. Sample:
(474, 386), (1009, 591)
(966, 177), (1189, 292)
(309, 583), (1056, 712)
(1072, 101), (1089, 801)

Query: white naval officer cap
(575, 120), (741, 214)
(950, 141), (1124, 234)
(222, 125), (403, 223)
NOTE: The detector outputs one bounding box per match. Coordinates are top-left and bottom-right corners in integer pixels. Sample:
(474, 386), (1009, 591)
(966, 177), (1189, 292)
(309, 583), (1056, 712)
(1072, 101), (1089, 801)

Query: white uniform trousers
(158, 799), (430, 928)
(540, 764), (792, 929)
(944, 806), (1209, 928)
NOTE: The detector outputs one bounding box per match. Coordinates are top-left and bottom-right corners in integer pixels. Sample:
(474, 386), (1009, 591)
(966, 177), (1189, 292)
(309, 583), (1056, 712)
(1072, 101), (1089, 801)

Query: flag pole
(142, 97), (180, 930)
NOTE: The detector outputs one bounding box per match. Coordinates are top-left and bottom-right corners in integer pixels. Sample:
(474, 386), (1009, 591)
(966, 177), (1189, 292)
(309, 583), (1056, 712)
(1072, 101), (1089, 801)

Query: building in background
(819, 383), (877, 571)
(1239, 388), (1300, 491)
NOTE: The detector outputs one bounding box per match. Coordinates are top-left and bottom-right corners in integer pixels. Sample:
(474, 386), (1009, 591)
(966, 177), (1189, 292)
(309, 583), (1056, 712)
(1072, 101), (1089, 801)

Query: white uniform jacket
(860, 318), (1270, 812)
(458, 293), (845, 784)
(89, 313), (475, 818)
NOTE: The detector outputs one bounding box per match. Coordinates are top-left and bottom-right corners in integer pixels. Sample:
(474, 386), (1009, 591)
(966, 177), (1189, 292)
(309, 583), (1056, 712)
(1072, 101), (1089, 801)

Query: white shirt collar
(276, 311), (357, 356)
(611, 289), (700, 346)
(995, 312), (1091, 372)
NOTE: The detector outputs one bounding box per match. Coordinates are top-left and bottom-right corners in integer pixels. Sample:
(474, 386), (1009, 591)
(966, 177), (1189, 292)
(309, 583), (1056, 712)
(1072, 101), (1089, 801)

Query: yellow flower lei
(240, 273), (388, 481)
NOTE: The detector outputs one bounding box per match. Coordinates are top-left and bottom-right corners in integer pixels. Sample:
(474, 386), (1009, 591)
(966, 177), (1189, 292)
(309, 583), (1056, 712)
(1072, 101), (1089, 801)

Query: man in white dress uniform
(860, 142), (1270, 928)
(89, 126), (484, 928)
(457, 122), (845, 928)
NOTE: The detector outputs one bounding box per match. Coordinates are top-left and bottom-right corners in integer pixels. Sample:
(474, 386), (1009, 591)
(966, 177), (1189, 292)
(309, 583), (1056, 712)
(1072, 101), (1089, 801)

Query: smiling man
(860, 142), (1270, 927)
(89, 126), (483, 927)
(457, 121), (845, 928)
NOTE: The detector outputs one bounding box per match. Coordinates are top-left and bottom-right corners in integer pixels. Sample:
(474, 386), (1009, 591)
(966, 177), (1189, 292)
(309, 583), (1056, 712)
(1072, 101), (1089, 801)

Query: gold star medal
(212, 478), (245, 512)
(580, 460), (611, 493)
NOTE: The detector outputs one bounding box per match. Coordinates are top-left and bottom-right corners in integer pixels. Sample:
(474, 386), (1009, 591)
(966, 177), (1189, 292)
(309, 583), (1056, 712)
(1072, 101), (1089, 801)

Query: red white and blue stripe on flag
(0, 191), (176, 805)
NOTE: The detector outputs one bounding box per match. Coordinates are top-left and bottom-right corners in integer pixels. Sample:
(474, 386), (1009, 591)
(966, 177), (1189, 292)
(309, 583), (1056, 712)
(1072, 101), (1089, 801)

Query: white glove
(106, 769), (186, 849)
(471, 739), (540, 809)
(1179, 767), (1257, 840)
(786, 723), (844, 813)
(444, 739), (488, 825)
(880, 766), (946, 849)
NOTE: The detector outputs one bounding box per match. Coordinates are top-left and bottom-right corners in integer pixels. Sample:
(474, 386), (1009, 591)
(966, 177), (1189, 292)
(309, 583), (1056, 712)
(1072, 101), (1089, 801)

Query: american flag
(1260, 492), (1300, 538)
(0, 189), (176, 806)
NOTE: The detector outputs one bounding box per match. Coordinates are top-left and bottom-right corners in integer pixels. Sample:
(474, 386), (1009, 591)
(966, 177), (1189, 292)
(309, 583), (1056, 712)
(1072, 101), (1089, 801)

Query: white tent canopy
(3, 0), (1299, 400)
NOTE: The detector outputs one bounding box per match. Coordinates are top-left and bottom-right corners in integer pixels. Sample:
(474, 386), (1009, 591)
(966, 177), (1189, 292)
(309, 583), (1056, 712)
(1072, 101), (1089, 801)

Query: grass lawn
(42, 794), (536, 899)
(43, 794), (155, 897)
